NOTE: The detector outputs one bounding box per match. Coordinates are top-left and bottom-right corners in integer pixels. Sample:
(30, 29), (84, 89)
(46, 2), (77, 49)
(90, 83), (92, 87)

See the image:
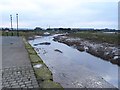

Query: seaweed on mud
(34, 42), (51, 46)
(76, 45), (85, 52)
(53, 35), (120, 66)
(54, 49), (63, 53)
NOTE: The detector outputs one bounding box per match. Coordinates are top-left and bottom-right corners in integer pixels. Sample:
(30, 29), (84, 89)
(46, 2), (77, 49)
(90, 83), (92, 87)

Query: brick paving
(2, 66), (39, 88)
(2, 37), (39, 89)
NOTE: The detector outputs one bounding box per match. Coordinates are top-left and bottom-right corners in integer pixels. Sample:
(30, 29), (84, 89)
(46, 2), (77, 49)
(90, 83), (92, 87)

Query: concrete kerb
(22, 37), (63, 88)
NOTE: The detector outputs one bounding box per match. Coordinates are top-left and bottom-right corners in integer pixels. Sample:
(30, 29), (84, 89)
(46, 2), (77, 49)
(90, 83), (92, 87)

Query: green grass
(40, 80), (63, 88)
(29, 54), (43, 63)
(27, 48), (37, 54)
(23, 38), (63, 88)
(25, 43), (33, 49)
(1, 30), (68, 37)
(1, 31), (44, 37)
(33, 64), (53, 80)
(68, 31), (119, 45)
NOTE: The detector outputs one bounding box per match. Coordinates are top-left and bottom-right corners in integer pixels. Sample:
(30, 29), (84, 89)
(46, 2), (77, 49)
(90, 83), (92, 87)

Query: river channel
(29, 35), (118, 88)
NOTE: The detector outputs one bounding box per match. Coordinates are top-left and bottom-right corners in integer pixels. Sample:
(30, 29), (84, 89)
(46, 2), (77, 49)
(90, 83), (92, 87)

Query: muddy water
(29, 35), (118, 88)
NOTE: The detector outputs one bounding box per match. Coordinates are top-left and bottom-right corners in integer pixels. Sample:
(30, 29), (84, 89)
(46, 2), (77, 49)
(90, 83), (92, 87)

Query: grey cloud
(1, 0), (117, 29)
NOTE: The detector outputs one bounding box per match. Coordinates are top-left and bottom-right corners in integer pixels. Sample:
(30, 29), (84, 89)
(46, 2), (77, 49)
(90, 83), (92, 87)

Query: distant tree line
(0, 27), (119, 33)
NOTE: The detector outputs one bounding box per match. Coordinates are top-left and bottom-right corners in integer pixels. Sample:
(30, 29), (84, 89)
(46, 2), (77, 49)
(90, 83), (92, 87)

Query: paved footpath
(2, 36), (39, 88)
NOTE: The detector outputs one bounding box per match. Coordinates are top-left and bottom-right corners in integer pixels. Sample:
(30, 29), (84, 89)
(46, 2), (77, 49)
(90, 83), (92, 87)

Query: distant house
(2, 28), (10, 33)
(43, 32), (50, 36)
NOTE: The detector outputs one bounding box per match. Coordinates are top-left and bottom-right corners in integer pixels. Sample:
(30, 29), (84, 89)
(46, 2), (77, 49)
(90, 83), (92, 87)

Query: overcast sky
(0, 0), (118, 29)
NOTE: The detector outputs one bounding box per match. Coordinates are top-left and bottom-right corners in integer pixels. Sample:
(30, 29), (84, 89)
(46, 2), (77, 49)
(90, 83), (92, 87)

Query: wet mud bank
(53, 35), (120, 66)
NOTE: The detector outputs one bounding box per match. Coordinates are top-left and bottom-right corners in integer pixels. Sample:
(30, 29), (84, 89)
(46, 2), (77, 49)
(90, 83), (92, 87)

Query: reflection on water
(29, 35), (118, 88)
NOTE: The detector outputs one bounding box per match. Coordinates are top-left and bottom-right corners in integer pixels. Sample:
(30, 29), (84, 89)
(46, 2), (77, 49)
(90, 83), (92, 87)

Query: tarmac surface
(2, 36), (39, 88)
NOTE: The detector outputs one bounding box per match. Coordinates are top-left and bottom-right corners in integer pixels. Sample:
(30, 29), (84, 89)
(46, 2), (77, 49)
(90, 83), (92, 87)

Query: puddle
(29, 35), (119, 88)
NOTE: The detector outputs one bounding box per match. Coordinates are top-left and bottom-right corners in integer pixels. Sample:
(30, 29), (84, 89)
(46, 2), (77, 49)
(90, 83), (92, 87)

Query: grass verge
(23, 37), (63, 88)
(68, 31), (119, 45)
